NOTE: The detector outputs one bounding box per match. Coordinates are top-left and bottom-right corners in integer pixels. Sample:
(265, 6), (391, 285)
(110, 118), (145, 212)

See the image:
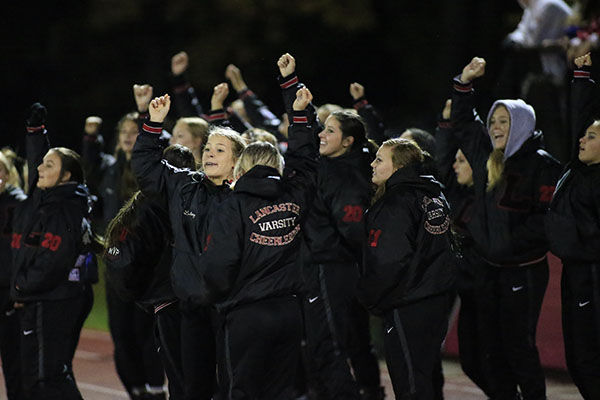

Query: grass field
(84, 259), (109, 331)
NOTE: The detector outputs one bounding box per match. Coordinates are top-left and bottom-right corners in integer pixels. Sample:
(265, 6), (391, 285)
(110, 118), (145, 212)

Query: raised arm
(277, 53), (319, 129)
(25, 103), (50, 194)
(170, 51), (204, 118)
(434, 99), (460, 188)
(349, 82), (385, 145)
(571, 53), (596, 161)
(226, 64), (282, 136)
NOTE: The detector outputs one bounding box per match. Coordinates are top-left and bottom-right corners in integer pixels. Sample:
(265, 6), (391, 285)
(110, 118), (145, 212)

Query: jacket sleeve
(14, 211), (79, 296)
(131, 120), (195, 201)
(358, 197), (418, 313)
(353, 97), (386, 146)
(80, 134), (115, 195)
(278, 73), (320, 131)
(570, 65), (596, 162)
(171, 73), (204, 118)
(238, 88), (281, 135)
(434, 119), (459, 189)
(450, 77), (493, 195)
(25, 126), (50, 194)
(196, 198), (244, 305)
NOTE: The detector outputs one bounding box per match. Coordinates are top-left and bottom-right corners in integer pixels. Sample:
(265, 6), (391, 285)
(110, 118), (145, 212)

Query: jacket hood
(486, 99), (536, 159)
(385, 163), (442, 195)
(233, 165), (283, 199)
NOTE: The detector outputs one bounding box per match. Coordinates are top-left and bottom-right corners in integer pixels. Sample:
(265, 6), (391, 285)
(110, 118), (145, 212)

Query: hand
(574, 52), (592, 68)
(171, 51), (189, 76)
(133, 84), (154, 113)
(277, 53), (296, 78)
(349, 82), (365, 100)
(293, 87), (313, 111)
(84, 116), (103, 135)
(211, 83), (229, 110)
(442, 99), (452, 120)
(149, 94), (171, 123)
(13, 302), (24, 309)
(460, 57), (486, 84)
(225, 64), (248, 92)
(26, 102), (47, 127)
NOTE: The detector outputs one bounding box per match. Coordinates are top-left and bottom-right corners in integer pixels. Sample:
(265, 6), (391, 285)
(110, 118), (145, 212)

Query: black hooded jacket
(195, 110), (318, 313)
(0, 185), (27, 289)
(358, 165), (455, 315)
(11, 129), (88, 302)
(451, 78), (562, 265)
(131, 121), (231, 305)
(546, 65), (600, 263)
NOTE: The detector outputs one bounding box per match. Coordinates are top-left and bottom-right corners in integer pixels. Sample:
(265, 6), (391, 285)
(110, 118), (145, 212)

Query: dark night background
(1, 0), (523, 155)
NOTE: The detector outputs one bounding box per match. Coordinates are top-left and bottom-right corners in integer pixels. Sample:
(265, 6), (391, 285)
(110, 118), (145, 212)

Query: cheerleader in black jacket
(11, 103), (92, 400)
(545, 52), (600, 399)
(0, 150), (26, 400)
(451, 57), (562, 400)
(188, 86), (317, 400)
(358, 138), (455, 400)
(132, 91), (246, 400)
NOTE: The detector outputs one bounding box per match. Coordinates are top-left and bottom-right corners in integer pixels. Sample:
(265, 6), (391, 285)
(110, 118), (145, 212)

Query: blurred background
(1, 0), (527, 153)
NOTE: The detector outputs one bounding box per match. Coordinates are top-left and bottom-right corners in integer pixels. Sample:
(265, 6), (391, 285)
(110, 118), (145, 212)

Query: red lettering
(368, 229), (382, 247)
(11, 233), (21, 249)
(41, 233), (62, 252)
(342, 205), (363, 223)
(539, 185), (555, 203)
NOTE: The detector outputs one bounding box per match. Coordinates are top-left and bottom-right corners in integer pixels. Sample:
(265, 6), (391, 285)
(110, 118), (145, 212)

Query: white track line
(78, 382), (129, 398)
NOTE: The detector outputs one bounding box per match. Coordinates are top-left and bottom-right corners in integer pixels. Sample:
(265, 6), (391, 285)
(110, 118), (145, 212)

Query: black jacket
(195, 110), (318, 313)
(451, 78), (562, 265)
(358, 165), (455, 315)
(11, 129), (88, 302)
(303, 148), (373, 266)
(131, 121), (231, 305)
(0, 185), (26, 289)
(546, 66), (600, 263)
(104, 194), (175, 312)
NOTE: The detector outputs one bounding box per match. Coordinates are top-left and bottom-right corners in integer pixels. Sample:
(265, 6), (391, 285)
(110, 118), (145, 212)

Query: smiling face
(371, 145), (397, 186)
(37, 150), (69, 189)
(578, 121), (600, 165)
(489, 105), (511, 150)
(318, 116), (353, 158)
(118, 119), (139, 155)
(202, 135), (237, 184)
(453, 149), (473, 186)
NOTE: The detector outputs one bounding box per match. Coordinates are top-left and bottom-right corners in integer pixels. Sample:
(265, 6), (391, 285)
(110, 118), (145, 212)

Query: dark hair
(163, 144), (196, 170)
(50, 147), (85, 184)
(330, 110), (367, 151)
(403, 128), (436, 157)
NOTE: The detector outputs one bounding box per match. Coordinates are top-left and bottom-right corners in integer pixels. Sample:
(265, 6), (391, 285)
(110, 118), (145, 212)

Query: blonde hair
(486, 149), (505, 191)
(0, 151), (21, 191)
(372, 138), (424, 204)
(234, 142), (284, 180)
(241, 128), (279, 147)
(177, 117), (210, 147)
(208, 127), (246, 161)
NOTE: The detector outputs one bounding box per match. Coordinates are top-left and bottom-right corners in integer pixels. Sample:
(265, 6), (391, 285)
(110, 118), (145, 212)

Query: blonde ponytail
(486, 148), (505, 191)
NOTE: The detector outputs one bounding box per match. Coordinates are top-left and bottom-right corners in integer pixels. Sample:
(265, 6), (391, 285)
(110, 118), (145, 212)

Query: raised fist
(149, 94), (171, 123)
(293, 87), (313, 111)
(26, 102), (47, 127)
(171, 51), (189, 76)
(225, 64), (247, 92)
(574, 52), (592, 68)
(211, 83), (230, 110)
(133, 84), (154, 113)
(277, 53), (296, 78)
(349, 82), (365, 100)
(84, 116), (103, 135)
(460, 57), (486, 84)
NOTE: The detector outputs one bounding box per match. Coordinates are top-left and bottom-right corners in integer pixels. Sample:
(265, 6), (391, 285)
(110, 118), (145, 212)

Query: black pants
(218, 296), (302, 400)
(383, 294), (449, 400)
(561, 263), (600, 400)
(180, 303), (217, 400)
(457, 286), (493, 397)
(0, 289), (24, 400)
(18, 296), (85, 400)
(479, 261), (548, 400)
(304, 262), (381, 400)
(107, 285), (165, 397)
(156, 303), (184, 400)
(67, 283), (94, 379)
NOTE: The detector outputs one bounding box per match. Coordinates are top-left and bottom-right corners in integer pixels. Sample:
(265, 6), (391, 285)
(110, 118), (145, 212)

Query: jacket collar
(234, 165), (283, 199)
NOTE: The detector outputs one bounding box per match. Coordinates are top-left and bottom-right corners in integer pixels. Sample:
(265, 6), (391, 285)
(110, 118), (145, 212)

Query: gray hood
(486, 99), (536, 159)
